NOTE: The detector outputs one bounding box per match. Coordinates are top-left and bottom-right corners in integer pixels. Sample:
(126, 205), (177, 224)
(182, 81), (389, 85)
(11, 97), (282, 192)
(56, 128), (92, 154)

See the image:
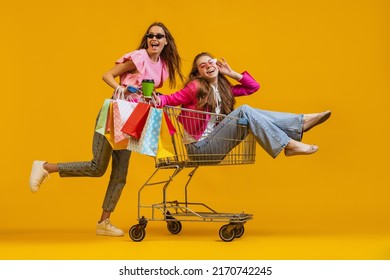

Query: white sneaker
(29, 160), (49, 192)
(96, 219), (124, 237)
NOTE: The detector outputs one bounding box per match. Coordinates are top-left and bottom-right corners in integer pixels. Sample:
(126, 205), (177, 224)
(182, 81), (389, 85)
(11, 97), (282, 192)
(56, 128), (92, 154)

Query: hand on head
(216, 57), (232, 76)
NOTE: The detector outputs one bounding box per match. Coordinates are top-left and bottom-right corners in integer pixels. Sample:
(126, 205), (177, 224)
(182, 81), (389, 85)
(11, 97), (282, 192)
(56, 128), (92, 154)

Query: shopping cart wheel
(167, 221), (182, 234)
(219, 224), (235, 242)
(129, 225), (146, 242)
(234, 225), (245, 238)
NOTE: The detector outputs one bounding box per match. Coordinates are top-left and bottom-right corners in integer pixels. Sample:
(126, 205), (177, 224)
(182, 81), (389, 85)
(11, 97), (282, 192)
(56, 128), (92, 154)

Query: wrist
(114, 86), (126, 99)
(229, 71), (242, 80)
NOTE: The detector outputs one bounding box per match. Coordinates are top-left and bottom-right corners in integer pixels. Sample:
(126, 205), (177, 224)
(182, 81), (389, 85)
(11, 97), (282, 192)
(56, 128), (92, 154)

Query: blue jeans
(57, 112), (131, 212)
(186, 105), (303, 159)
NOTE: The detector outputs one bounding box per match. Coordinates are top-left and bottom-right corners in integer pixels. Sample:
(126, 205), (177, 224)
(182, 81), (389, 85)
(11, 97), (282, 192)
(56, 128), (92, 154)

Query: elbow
(248, 82), (260, 95)
(102, 73), (108, 83)
(254, 81), (260, 92)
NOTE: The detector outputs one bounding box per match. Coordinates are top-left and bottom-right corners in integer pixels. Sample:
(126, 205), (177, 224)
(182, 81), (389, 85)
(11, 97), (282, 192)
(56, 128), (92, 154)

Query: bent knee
(89, 165), (107, 177)
(239, 104), (252, 112)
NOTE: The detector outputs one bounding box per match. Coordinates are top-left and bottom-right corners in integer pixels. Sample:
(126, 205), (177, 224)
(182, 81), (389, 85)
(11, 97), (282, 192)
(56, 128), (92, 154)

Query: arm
(154, 81), (199, 107)
(217, 58), (260, 96)
(231, 71), (260, 96)
(216, 57), (243, 81)
(102, 59), (137, 90)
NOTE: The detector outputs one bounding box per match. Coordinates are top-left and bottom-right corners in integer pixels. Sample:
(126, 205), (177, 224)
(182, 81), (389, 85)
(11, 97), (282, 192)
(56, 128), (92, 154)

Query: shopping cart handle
(238, 118), (249, 126)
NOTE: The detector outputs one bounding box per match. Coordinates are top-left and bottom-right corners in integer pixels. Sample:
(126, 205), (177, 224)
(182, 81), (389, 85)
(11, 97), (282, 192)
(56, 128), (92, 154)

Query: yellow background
(1, 0), (390, 259)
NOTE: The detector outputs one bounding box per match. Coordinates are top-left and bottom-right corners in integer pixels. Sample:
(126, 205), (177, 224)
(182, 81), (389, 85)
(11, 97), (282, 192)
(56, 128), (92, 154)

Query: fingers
(152, 92), (161, 106)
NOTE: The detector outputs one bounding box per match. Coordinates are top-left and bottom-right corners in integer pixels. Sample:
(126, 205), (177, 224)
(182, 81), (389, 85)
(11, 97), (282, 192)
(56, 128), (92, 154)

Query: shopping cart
(128, 106), (256, 242)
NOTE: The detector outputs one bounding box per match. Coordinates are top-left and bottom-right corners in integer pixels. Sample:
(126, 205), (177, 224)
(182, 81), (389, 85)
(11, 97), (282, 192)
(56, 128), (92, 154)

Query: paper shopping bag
(163, 111), (176, 135)
(105, 101), (129, 150)
(111, 99), (138, 144)
(112, 101), (130, 145)
(156, 112), (176, 159)
(121, 102), (151, 139)
(127, 107), (163, 156)
(116, 99), (137, 124)
(95, 99), (111, 135)
(105, 100), (113, 133)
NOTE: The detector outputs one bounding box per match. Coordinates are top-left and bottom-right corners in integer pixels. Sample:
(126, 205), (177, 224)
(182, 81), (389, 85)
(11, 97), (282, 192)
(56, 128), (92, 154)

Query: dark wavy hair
(186, 52), (235, 114)
(137, 22), (184, 88)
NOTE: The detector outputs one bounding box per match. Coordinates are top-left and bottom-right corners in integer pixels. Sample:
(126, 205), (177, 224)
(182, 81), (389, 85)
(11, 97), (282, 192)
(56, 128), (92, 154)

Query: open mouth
(150, 42), (160, 50)
(206, 68), (216, 74)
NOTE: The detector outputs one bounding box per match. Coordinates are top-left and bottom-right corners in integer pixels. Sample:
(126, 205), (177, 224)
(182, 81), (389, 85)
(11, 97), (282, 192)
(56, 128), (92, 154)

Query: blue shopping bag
(127, 107), (163, 157)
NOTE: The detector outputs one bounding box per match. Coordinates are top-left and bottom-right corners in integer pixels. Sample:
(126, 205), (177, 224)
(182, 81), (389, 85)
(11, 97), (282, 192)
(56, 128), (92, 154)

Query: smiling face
(196, 55), (219, 82)
(146, 25), (168, 57)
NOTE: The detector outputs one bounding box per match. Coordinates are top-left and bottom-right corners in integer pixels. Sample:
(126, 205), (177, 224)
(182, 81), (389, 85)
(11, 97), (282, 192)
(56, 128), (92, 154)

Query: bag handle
(114, 86), (126, 100)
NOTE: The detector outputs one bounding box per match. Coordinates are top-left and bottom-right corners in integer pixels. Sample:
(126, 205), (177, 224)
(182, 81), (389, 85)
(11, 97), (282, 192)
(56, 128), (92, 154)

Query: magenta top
(159, 71), (260, 140)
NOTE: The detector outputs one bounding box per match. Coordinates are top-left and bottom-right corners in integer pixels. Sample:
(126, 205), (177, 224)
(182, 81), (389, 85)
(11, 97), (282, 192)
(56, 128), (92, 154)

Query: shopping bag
(127, 107), (163, 156)
(121, 102), (151, 139)
(95, 99), (112, 135)
(112, 99), (138, 144)
(112, 101), (130, 145)
(105, 100), (113, 133)
(105, 101), (129, 150)
(156, 112), (176, 159)
(163, 111), (176, 135)
(116, 99), (137, 124)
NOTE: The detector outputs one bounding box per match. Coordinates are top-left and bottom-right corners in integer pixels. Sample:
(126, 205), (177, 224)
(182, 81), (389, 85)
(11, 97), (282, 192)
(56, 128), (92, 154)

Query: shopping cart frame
(129, 106), (256, 242)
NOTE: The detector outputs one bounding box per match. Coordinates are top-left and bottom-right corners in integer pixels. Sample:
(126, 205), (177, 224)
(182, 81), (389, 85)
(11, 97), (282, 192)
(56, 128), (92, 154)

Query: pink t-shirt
(116, 49), (168, 89)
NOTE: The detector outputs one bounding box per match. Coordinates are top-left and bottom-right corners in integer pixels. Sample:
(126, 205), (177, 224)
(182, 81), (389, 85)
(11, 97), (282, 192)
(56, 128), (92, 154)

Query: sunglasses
(145, 33), (165, 39)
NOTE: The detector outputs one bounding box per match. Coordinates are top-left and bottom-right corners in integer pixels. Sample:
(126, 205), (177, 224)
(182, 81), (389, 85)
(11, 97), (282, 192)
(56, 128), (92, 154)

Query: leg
(187, 105), (319, 159)
(100, 149), (131, 215)
(186, 105), (290, 159)
(57, 131), (112, 177)
(247, 108), (304, 141)
(186, 113), (249, 164)
(29, 130), (113, 192)
(232, 105), (293, 158)
(96, 149), (131, 237)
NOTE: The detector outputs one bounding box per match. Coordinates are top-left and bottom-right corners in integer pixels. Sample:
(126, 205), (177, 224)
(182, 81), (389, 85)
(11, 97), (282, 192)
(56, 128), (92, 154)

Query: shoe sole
(96, 230), (124, 237)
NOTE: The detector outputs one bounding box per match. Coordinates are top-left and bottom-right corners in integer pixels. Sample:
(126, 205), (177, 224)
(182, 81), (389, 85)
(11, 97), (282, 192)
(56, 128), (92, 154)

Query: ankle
(285, 139), (299, 150)
(43, 163), (58, 173)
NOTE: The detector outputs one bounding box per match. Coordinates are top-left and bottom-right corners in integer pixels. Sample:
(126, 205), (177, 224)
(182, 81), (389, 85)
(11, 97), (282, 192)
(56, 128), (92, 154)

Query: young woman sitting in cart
(153, 52), (331, 159)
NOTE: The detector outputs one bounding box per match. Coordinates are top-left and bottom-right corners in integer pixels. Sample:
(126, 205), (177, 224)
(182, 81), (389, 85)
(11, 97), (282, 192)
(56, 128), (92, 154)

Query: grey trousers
(58, 113), (131, 212)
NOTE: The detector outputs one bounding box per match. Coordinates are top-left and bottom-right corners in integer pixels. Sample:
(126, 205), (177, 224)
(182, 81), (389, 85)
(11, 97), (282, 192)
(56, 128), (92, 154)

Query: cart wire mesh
(156, 106), (256, 167)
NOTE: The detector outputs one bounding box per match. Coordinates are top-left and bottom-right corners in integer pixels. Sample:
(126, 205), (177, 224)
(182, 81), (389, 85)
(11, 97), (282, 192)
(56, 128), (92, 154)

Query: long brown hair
(186, 52), (236, 114)
(138, 22), (184, 88)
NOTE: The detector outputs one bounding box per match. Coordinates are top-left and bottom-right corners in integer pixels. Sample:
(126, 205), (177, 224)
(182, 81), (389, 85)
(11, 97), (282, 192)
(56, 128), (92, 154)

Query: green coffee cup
(141, 79), (154, 98)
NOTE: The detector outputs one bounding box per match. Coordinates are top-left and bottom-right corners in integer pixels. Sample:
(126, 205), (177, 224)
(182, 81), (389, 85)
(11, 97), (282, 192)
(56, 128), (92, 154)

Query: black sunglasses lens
(146, 34), (165, 39)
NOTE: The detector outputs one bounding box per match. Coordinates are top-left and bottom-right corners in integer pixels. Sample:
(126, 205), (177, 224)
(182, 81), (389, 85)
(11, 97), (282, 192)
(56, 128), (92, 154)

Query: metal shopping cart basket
(129, 106), (256, 242)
